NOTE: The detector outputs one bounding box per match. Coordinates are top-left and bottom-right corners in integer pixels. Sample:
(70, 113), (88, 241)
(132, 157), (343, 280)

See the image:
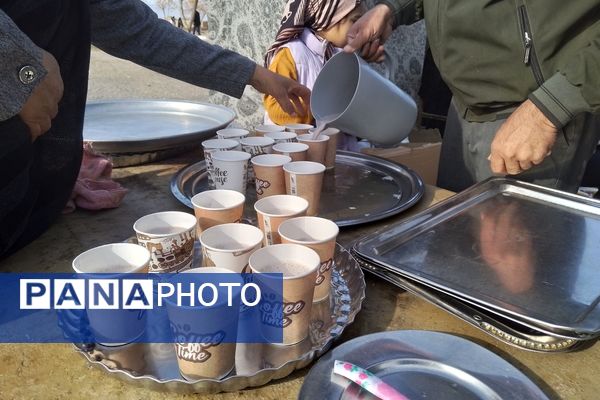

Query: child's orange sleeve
(264, 48), (313, 125)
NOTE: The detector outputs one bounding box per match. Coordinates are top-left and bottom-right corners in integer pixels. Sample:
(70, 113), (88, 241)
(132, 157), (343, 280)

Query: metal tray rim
(170, 150), (425, 227)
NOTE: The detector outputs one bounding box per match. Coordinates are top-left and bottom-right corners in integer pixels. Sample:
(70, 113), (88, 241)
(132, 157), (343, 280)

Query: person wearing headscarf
(264, 0), (364, 125)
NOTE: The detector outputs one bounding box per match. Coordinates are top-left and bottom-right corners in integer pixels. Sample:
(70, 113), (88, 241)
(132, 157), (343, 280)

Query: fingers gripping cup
(134, 211), (197, 273)
(72, 243), (151, 345)
(191, 190), (245, 235)
(166, 267), (243, 380)
(283, 161), (326, 216)
(272, 142), (309, 162)
(254, 195), (309, 246)
(211, 150), (251, 193)
(249, 244), (320, 345)
(199, 223), (264, 273)
(251, 154), (292, 199)
(202, 139), (240, 189)
(278, 217), (339, 301)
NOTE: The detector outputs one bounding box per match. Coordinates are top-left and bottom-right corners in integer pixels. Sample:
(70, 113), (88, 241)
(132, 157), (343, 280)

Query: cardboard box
(361, 129), (442, 185)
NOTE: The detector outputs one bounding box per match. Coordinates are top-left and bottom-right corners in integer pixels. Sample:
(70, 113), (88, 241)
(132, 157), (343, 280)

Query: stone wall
(203, 0), (426, 128)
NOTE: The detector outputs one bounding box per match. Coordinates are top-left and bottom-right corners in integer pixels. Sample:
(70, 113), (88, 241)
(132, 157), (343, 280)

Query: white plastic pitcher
(311, 52), (417, 146)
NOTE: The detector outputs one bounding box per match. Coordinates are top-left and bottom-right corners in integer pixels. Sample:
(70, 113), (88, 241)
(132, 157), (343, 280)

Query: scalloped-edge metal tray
(170, 151), (424, 227)
(76, 242), (365, 394)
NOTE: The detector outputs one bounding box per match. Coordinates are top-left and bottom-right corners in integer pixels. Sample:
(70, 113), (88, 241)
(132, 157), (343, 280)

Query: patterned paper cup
(216, 128), (250, 142)
(297, 133), (330, 164)
(278, 216), (339, 301)
(249, 244), (319, 345)
(265, 131), (298, 144)
(254, 195), (309, 246)
(133, 211), (197, 273)
(283, 161), (326, 216)
(191, 189), (245, 235)
(211, 150), (251, 193)
(202, 139), (240, 189)
(272, 142), (309, 162)
(199, 223), (263, 273)
(254, 124), (285, 137)
(251, 154), (292, 199)
(285, 123), (314, 135)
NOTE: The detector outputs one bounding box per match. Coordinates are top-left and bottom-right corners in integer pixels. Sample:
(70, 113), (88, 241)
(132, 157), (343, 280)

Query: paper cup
(254, 195), (309, 246)
(72, 243), (151, 345)
(265, 131), (297, 144)
(251, 154), (292, 199)
(272, 142), (309, 162)
(199, 223), (263, 273)
(211, 150), (251, 193)
(285, 123), (314, 135)
(321, 128), (340, 169)
(216, 128), (250, 142)
(240, 136), (275, 156)
(297, 134), (330, 164)
(278, 217), (339, 301)
(249, 244), (319, 345)
(202, 139), (241, 190)
(283, 161), (326, 216)
(191, 190), (245, 235)
(133, 212), (196, 273)
(254, 124), (285, 137)
(166, 267), (243, 380)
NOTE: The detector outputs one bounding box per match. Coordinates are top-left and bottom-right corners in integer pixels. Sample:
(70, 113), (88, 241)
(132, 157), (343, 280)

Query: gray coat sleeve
(0, 10), (47, 121)
(90, 0), (257, 99)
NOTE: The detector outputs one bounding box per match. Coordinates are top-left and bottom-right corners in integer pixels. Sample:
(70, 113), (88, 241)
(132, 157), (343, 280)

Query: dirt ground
(87, 46), (210, 102)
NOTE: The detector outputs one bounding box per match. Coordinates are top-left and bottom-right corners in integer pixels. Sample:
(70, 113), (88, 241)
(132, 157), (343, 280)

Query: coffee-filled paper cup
(254, 124), (285, 137)
(272, 142), (309, 162)
(278, 216), (339, 301)
(134, 211), (197, 273)
(216, 128), (250, 142)
(283, 161), (326, 216)
(265, 131), (297, 144)
(251, 154), (292, 199)
(191, 190), (245, 235)
(72, 243), (151, 345)
(297, 133), (330, 164)
(202, 139), (240, 189)
(249, 244), (319, 345)
(285, 123), (314, 135)
(199, 223), (263, 273)
(166, 267), (243, 380)
(211, 150), (251, 193)
(254, 195), (309, 246)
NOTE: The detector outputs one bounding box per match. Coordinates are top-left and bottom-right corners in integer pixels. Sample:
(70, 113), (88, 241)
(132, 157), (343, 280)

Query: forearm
(375, 0), (422, 28)
(0, 10), (46, 121)
(89, 0), (256, 99)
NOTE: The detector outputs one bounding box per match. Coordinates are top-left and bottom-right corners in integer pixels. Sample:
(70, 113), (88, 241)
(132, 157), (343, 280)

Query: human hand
(489, 100), (557, 175)
(250, 65), (311, 117)
(343, 4), (394, 63)
(18, 50), (64, 141)
(479, 203), (534, 294)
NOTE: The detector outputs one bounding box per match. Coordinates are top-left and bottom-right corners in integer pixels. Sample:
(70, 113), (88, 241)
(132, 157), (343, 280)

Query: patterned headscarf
(264, 0), (361, 66)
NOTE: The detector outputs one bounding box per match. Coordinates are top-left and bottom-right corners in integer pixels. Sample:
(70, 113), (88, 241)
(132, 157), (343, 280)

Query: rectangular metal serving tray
(353, 177), (600, 341)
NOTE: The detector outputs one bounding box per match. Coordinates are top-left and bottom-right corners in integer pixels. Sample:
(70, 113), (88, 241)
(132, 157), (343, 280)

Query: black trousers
(0, 0), (91, 259)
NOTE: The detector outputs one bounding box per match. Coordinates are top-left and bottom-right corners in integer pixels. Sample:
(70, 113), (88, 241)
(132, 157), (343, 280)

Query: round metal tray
(76, 243), (365, 394)
(170, 151), (424, 227)
(83, 100), (236, 154)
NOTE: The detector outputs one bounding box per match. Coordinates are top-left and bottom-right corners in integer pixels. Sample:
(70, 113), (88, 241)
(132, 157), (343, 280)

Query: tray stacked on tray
(353, 178), (600, 352)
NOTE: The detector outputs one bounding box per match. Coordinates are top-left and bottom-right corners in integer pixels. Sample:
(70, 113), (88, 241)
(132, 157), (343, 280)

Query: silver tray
(354, 177), (600, 341)
(170, 151), (424, 227)
(83, 100), (235, 154)
(76, 243), (366, 394)
(299, 330), (549, 399)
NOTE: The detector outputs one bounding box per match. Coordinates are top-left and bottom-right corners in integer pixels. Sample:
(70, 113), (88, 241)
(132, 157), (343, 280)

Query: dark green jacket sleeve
(375, 0), (423, 28)
(529, 21), (600, 128)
